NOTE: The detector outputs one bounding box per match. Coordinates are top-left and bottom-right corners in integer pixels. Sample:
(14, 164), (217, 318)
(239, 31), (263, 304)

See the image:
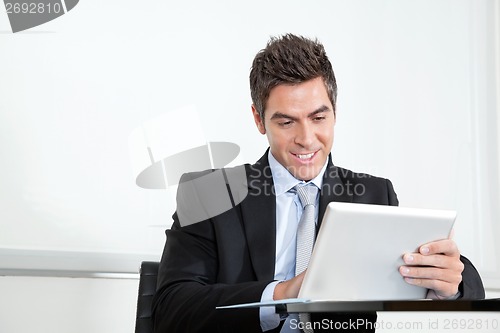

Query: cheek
(280, 132), (295, 149)
(321, 126), (334, 145)
(267, 129), (282, 144)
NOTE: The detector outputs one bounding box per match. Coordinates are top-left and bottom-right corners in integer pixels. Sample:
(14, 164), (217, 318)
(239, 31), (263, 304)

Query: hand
(399, 239), (464, 299)
(273, 271), (306, 300)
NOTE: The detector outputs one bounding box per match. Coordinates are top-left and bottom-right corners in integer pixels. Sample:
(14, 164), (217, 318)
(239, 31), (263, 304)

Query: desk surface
(279, 299), (500, 314)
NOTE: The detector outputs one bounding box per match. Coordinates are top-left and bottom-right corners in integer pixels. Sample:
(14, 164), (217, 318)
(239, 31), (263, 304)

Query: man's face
(252, 77), (335, 181)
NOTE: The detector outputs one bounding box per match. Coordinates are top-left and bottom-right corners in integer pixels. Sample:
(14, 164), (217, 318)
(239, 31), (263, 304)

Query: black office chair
(135, 261), (160, 333)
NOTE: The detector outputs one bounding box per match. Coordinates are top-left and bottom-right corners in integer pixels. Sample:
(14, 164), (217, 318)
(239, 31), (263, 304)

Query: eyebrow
(269, 105), (332, 121)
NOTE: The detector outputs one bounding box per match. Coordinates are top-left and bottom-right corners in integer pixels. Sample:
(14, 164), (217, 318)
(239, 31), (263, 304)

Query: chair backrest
(135, 261), (160, 333)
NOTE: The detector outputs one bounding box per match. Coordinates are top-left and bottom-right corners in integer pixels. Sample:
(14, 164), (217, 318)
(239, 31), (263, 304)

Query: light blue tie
(295, 184), (318, 333)
(295, 184), (318, 276)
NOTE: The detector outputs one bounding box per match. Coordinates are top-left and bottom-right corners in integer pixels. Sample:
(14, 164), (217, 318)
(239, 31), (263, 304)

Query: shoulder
(175, 163), (251, 226)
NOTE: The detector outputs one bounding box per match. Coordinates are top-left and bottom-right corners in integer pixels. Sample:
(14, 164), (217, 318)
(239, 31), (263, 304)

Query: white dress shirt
(260, 151), (327, 332)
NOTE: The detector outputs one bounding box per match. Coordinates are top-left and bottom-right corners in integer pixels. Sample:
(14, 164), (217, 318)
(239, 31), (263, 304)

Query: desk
(278, 299), (500, 314)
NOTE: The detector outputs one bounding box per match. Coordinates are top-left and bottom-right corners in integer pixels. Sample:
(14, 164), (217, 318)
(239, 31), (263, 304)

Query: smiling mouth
(293, 151), (317, 160)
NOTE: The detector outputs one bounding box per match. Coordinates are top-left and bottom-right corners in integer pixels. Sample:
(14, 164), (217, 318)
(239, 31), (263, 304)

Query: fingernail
(421, 247), (430, 255)
(401, 267), (410, 275)
(405, 255), (414, 263)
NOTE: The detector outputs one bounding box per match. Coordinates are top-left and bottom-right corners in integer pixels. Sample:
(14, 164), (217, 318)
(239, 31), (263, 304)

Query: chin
(295, 170), (320, 182)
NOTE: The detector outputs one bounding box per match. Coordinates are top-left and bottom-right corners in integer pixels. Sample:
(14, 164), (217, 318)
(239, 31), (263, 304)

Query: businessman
(152, 34), (485, 332)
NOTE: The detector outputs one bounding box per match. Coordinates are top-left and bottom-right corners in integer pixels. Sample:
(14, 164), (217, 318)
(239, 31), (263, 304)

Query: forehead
(265, 77), (333, 118)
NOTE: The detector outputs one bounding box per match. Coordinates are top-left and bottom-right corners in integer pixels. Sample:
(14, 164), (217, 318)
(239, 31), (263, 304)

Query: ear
(251, 105), (266, 134)
(332, 106), (337, 126)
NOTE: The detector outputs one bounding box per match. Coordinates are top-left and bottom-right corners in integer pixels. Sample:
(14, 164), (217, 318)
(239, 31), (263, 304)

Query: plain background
(0, 0), (499, 332)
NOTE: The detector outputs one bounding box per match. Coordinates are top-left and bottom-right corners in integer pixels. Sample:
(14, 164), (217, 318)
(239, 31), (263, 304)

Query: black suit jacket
(152, 152), (485, 333)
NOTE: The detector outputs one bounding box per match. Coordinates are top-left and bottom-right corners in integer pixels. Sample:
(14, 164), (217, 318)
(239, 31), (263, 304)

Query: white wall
(0, 276), (138, 333)
(1, 0), (499, 332)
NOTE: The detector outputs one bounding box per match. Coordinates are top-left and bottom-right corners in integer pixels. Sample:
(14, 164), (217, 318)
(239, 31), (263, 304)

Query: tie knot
(295, 184), (318, 208)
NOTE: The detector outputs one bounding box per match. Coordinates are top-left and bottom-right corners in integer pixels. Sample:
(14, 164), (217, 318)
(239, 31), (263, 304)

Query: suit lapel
(240, 152), (276, 281)
(318, 156), (353, 230)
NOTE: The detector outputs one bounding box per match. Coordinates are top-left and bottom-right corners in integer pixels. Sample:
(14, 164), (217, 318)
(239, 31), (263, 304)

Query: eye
(313, 116), (326, 122)
(278, 120), (293, 127)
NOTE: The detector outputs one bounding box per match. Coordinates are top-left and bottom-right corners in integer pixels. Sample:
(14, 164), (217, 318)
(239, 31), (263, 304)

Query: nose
(294, 122), (315, 148)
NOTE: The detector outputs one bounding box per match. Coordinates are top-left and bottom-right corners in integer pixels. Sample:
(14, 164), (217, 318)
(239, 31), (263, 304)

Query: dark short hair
(249, 33), (337, 122)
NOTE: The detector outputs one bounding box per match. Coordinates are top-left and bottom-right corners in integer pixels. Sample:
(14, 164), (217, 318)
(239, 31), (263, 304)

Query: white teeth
(297, 153), (314, 159)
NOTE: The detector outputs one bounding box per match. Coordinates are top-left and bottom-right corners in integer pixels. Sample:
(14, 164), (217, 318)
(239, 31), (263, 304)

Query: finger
(400, 265), (440, 279)
(403, 253), (445, 268)
(419, 239), (459, 256)
(403, 253), (464, 271)
(403, 277), (459, 298)
(399, 265), (463, 285)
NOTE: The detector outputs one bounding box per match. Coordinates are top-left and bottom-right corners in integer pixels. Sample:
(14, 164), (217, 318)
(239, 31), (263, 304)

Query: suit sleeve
(152, 213), (273, 333)
(458, 255), (485, 299)
(386, 179), (399, 207)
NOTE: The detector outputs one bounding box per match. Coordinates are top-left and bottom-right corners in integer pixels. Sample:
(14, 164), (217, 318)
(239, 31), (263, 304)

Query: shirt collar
(268, 150), (327, 196)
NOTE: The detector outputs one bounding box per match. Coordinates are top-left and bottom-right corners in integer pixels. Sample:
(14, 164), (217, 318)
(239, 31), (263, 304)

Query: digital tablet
(298, 202), (456, 301)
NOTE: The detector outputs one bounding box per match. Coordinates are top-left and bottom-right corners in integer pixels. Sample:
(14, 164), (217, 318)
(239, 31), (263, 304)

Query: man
(152, 34), (484, 332)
